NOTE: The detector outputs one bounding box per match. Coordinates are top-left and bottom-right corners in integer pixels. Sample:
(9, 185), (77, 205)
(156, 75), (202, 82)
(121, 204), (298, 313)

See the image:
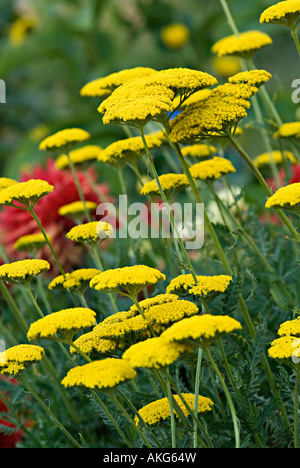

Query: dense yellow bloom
(80, 67), (156, 98)
(211, 31), (272, 58)
(66, 221), (113, 244)
(48, 268), (100, 292)
(58, 201), (97, 218)
(0, 344), (44, 375)
(189, 157), (236, 181)
(122, 336), (192, 369)
(129, 293), (179, 315)
(161, 314), (242, 346)
(13, 233), (51, 252)
(0, 259), (50, 284)
(160, 23), (190, 50)
(70, 331), (119, 356)
(260, 1), (300, 26)
(181, 144), (217, 159)
(55, 145), (102, 169)
(0, 178), (17, 191)
(140, 173), (190, 196)
(172, 89), (212, 110)
(253, 151), (297, 169)
(166, 273), (232, 297)
(61, 358), (137, 390)
(229, 69), (272, 87)
(170, 82), (258, 143)
(39, 128), (90, 151)
(27, 307), (97, 341)
(273, 122), (300, 139)
(277, 317), (300, 337)
(0, 179), (53, 207)
(90, 265), (166, 298)
(98, 134), (165, 167)
(98, 76), (175, 126)
(136, 393), (213, 425)
(93, 315), (149, 341)
(145, 300), (199, 326)
(265, 183), (300, 210)
(268, 335), (300, 361)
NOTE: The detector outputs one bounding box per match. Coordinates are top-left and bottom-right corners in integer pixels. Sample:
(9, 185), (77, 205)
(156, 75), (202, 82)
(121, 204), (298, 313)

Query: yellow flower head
(161, 314), (242, 347)
(140, 173), (190, 197)
(170, 82), (258, 143)
(160, 23), (190, 50)
(136, 393), (213, 426)
(212, 56), (241, 78)
(66, 221), (113, 245)
(189, 157), (236, 181)
(265, 183), (300, 213)
(58, 201), (97, 218)
(229, 69), (272, 87)
(260, 1), (300, 26)
(166, 273), (232, 298)
(0, 179), (53, 207)
(48, 268), (101, 292)
(55, 145), (102, 170)
(211, 30), (272, 58)
(98, 134), (164, 167)
(61, 358), (137, 390)
(253, 151), (297, 169)
(90, 265), (166, 298)
(39, 128), (90, 151)
(0, 259), (50, 284)
(129, 293), (179, 315)
(93, 315), (149, 342)
(80, 67), (156, 98)
(70, 331), (119, 356)
(181, 144), (217, 160)
(145, 300), (199, 327)
(277, 317), (300, 337)
(0, 178), (18, 191)
(0, 344), (44, 376)
(13, 233), (51, 253)
(273, 122), (300, 139)
(122, 336), (192, 370)
(172, 89), (212, 110)
(27, 307), (97, 341)
(268, 335), (300, 363)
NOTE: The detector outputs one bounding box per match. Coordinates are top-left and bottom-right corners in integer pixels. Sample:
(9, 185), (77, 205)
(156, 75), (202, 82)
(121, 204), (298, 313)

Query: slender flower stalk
(66, 153), (92, 222)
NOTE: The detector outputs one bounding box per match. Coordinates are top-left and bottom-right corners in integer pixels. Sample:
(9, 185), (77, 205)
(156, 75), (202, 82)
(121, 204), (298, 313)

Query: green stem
(17, 374), (82, 448)
(291, 25), (300, 60)
(218, 0), (240, 36)
(193, 347), (203, 448)
(204, 346), (240, 448)
(165, 368), (176, 448)
(0, 282), (28, 335)
(131, 295), (156, 337)
(67, 153), (91, 222)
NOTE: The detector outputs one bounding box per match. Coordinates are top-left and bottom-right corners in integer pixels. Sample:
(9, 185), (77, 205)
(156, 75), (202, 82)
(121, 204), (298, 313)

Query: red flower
(0, 159), (113, 273)
(0, 376), (24, 448)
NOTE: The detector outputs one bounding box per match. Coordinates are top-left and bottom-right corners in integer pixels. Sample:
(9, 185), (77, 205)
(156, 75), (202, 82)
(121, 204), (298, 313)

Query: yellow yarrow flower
(265, 183), (300, 214)
(140, 173), (190, 197)
(0, 178), (17, 191)
(0, 344), (44, 376)
(129, 293), (179, 315)
(66, 221), (113, 245)
(39, 128), (90, 151)
(136, 393), (213, 426)
(61, 358), (137, 390)
(181, 144), (217, 159)
(55, 145), (102, 170)
(122, 336), (192, 370)
(253, 151), (297, 169)
(0, 259), (50, 284)
(145, 300), (199, 327)
(260, 1), (300, 26)
(189, 157), (236, 181)
(0, 179), (53, 207)
(161, 314), (242, 347)
(166, 273), (232, 298)
(80, 67), (156, 98)
(90, 265), (166, 298)
(93, 315), (149, 342)
(273, 122), (300, 139)
(170, 81), (258, 143)
(70, 331), (119, 356)
(160, 23), (190, 50)
(48, 268), (100, 292)
(278, 317), (300, 337)
(228, 69), (272, 87)
(13, 233), (51, 253)
(211, 30), (272, 58)
(212, 56), (241, 78)
(27, 307), (97, 341)
(58, 201), (97, 218)
(268, 335), (300, 362)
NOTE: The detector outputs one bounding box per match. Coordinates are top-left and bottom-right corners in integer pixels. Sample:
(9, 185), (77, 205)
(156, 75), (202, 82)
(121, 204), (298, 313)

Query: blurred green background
(0, 0), (299, 184)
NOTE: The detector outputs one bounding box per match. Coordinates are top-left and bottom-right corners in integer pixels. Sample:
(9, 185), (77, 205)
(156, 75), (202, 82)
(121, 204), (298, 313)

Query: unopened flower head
(27, 307), (97, 341)
(211, 30), (272, 58)
(61, 358), (137, 390)
(39, 128), (90, 151)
